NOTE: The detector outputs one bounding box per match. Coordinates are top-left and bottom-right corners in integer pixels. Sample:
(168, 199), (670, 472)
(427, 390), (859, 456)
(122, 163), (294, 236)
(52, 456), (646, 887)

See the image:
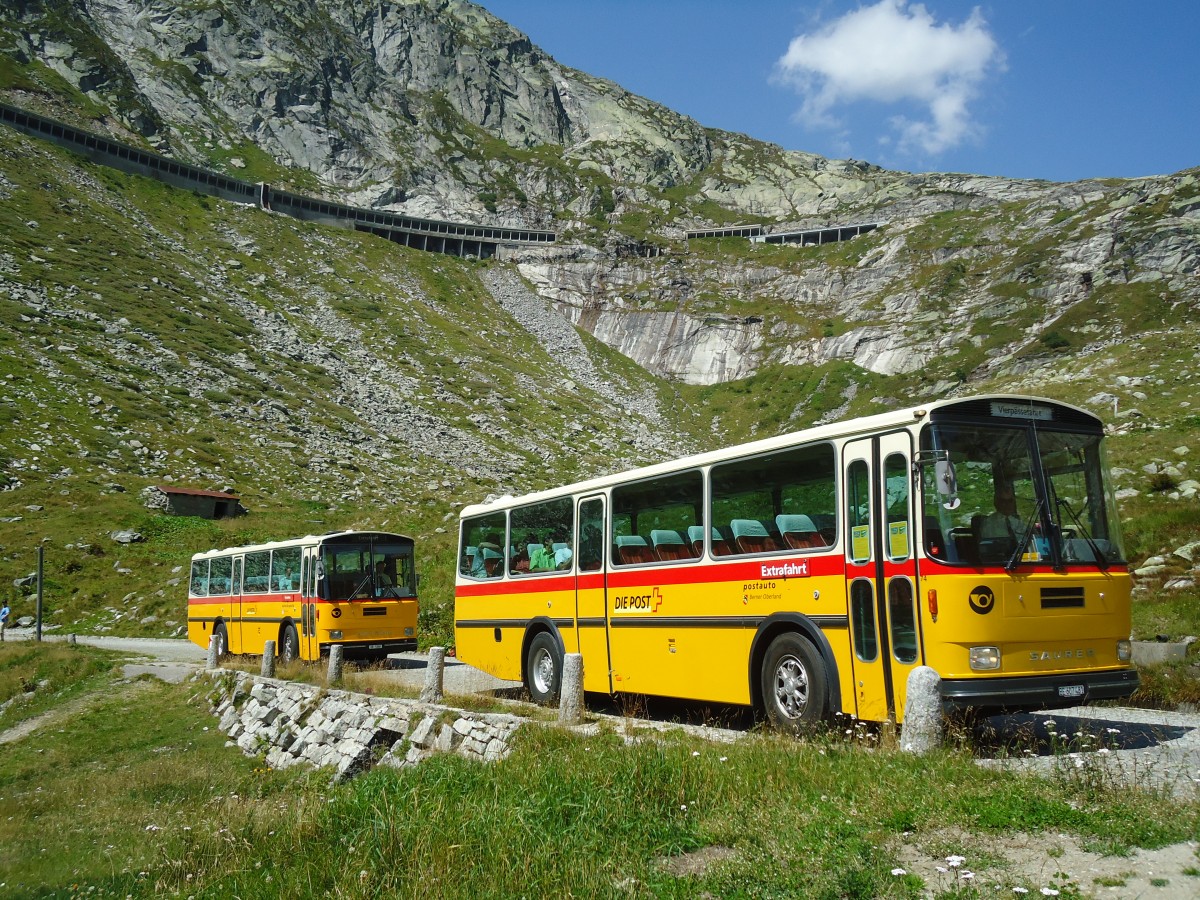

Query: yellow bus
(454, 395), (1137, 730)
(188, 530), (418, 663)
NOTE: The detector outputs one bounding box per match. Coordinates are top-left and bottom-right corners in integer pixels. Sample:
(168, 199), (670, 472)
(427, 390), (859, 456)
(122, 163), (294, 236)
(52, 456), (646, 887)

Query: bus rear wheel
(280, 624), (299, 664)
(525, 632), (562, 705)
(761, 633), (828, 734)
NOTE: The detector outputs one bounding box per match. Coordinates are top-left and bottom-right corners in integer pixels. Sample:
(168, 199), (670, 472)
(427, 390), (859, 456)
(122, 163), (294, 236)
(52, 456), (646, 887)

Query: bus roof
(190, 530), (414, 562)
(459, 393), (1100, 518)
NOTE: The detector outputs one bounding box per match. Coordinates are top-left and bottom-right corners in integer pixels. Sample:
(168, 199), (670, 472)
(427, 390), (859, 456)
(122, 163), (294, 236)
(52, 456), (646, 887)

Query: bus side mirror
(934, 460), (961, 510)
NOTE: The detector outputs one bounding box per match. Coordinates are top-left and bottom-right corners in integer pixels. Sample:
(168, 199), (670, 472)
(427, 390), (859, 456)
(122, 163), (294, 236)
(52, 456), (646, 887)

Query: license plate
(369, 644), (382, 650)
(1057, 684), (1085, 699)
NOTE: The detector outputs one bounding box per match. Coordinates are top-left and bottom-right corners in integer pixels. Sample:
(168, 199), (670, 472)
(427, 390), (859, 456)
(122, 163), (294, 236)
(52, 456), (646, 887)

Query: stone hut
(145, 485), (246, 519)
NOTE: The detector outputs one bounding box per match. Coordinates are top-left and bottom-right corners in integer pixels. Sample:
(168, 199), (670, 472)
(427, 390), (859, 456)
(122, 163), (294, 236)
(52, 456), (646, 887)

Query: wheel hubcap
(774, 655), (809, 718)
(533, 649), (555, 694)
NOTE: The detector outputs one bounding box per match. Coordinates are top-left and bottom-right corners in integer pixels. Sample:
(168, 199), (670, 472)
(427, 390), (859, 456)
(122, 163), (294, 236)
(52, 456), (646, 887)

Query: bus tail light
(1117, 640), (1132, 662)
(969, 646), (1001, 670)
(927, 589), (938, 623)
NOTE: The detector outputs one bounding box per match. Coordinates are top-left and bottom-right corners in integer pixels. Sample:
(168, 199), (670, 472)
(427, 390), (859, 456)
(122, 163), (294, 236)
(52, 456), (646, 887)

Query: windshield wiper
(1056, 497), (1110, 570)
(1004, 500), (1043, 572)
(348, 573), (373, 600)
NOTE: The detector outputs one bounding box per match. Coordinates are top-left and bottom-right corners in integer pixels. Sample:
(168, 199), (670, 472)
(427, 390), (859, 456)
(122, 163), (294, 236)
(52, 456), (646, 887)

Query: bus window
(460, 511), (506, 580)
(884, 452), (910, 561)
(920, 423), (1038, 565)
(272, 546), (302, 591)
(712, 443), (836, 557)
(888, 579), (918, 664)
(210, 557), (232, 596)
(190, 560), (209, 596)
(845, 459), (871, 564)
(244, 550), (270, 593)
(578, 498), (604, 572)
(611, 470), (701, 565)
(850, 580), (877, 661)
(511, 498), (575, 574)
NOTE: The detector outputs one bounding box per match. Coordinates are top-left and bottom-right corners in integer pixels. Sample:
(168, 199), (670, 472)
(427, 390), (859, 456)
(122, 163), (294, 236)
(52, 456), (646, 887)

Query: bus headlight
(1117, 640), (1132, 662)
(329, 630), (343, 640)
(969, 646), (1001, 670)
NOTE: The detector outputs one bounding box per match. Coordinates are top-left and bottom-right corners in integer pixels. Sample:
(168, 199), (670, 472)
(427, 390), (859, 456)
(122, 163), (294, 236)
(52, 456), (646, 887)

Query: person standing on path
(0, 601), (9, 641)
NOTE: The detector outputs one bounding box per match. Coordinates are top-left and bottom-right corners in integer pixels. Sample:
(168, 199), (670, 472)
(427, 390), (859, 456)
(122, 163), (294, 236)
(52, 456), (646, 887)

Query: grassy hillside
(0, 126), (705, 645)
(2, 121), (1199, 653)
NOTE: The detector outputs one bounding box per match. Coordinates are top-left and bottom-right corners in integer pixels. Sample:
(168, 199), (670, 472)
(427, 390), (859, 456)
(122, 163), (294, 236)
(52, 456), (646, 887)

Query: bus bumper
(319, 638), (418, 660)
(940, 668), (1140, 713)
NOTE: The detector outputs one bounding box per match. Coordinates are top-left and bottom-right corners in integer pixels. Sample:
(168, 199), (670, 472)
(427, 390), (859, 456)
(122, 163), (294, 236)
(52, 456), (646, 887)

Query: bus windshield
(320, 537), (416, 600)
(921, 422), (1125, 568)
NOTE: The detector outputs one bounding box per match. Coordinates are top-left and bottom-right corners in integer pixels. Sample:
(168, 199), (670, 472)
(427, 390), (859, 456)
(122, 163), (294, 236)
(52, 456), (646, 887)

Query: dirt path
(0, 681), (153, 745)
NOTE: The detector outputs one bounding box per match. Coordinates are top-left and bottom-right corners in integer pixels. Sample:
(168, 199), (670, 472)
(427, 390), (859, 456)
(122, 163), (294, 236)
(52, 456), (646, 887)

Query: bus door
(844, 432), (922, 723)
(576, 495), (613, 694)
(300, 545), (323, 661)
(230, 556), (244, 655)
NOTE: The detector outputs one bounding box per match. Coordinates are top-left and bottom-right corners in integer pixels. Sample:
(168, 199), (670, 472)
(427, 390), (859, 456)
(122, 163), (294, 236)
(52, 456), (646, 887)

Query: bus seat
(730, 519), (781, 555)
(811, 513), (837, 545)
(710, 525), (735, 556)
(615, 535), (655, 565)
(686, 525), (711, 556)
(776, 514), (826, 550)
(651, 529), (691, 561)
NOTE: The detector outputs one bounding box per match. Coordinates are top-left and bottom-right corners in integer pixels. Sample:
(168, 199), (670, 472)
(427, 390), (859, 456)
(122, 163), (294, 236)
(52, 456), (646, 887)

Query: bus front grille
(1041, 587), (1085, 609)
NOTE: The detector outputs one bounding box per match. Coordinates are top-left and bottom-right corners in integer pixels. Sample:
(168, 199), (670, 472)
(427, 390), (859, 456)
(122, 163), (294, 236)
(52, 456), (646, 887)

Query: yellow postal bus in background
(454, 396), (1137, 730)
(188, 530), (418, 663)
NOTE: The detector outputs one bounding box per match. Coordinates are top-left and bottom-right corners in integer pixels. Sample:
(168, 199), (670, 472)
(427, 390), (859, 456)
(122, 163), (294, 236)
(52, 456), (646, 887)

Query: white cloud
(775, 0), (1003, 156)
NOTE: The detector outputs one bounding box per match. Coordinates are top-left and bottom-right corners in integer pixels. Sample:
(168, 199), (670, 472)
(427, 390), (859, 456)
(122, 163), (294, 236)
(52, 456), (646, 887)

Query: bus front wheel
(525, 632), (562, 705)
(761, 633), (828, 734)
(212, 622), (228, 661)
(280, 624), (299, 664)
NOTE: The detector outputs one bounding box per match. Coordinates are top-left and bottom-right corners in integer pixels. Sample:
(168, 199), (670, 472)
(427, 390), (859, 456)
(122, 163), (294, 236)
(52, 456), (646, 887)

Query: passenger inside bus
(510, 534), (535, 574)
(530, 536), (555, 571)
(974, 482), (1025, 561)
(552, 534), (574, 570)
(471, 534), (502, 578)
(375, 561), (392, 586)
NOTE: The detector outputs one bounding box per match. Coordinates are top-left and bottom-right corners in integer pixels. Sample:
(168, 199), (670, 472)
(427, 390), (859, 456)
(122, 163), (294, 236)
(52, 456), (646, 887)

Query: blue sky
(478, 1), (1199, 183)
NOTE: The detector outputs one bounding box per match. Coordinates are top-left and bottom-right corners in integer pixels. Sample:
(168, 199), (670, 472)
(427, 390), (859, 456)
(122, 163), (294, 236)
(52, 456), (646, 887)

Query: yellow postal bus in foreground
(188, 530), (418, 663)
(454, 395), (1137, 730)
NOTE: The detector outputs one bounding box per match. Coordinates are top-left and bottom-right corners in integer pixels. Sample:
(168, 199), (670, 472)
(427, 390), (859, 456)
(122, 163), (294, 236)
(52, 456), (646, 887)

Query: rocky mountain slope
(0, 0), (1198, 645)
(3, 0), (1195, 391)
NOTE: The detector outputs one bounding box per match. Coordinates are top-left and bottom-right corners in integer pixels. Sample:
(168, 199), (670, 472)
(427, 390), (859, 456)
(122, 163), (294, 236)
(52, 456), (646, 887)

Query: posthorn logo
(969, 585), (995, 615)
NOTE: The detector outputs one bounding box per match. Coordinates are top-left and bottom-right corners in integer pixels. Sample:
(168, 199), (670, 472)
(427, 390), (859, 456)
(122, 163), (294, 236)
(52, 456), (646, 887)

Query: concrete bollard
(901, 665), (943, 754)
(67, 633), (77, 646)
(206, 634), (219, 670)
(420, 646), (446, 704)
(261, 640), (276, 678)
(327, 645), (344, 685)
(558, 653), (584, 725)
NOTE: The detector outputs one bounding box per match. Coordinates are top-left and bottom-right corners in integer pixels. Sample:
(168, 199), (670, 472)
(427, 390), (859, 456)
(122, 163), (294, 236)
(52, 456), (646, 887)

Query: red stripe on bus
(455, 554), (848, 598)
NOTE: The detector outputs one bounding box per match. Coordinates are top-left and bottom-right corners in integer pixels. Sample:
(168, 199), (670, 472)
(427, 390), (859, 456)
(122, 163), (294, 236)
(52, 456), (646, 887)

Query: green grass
(1, 644), (1199, 898)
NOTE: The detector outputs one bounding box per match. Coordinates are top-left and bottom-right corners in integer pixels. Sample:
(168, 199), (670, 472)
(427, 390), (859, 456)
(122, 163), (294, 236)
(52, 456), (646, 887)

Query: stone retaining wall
(207, 670), (523, 780)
